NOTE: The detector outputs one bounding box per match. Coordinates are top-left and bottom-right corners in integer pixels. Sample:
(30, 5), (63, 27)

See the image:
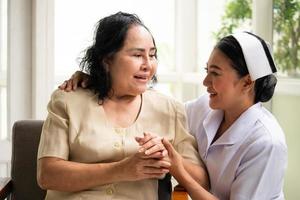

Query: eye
(205, 67), (220, 76)
(149, 54), (156, 59)
(134, 54), (142, 57)
(210, 71), (219, 76)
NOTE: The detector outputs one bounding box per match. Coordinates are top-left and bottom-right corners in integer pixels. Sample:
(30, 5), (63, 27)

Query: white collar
(203, 103), (264, 148)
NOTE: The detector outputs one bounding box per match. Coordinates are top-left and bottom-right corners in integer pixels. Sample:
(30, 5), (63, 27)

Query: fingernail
(139, 148), (144, 153)
(145, 150), (149, 155)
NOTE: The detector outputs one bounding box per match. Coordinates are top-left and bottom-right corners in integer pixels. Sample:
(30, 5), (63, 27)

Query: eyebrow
(207, 64), (222, 70)
(127, 47), (157, 52)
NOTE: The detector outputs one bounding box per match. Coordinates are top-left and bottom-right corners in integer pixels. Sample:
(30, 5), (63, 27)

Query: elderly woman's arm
(37, 152), (170, 192)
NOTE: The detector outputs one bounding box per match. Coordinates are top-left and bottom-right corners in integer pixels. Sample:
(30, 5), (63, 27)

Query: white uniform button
(106, 187), (114, 195)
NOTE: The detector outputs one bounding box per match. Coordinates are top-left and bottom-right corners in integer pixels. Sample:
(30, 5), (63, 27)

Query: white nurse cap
(232, 32), (277, 81)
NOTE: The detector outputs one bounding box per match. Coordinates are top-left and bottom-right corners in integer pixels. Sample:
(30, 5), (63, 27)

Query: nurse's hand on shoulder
(58, 71), (90, 92)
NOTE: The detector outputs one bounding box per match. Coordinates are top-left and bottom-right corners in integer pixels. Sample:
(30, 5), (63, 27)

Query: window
(53, 0), (206, 102)
(54, 0), (175, 96)
(271, 1), (300, 199)
(0, 0), (7, 140)
(0, 0), (8, 178)
(196, 0), (231, 100)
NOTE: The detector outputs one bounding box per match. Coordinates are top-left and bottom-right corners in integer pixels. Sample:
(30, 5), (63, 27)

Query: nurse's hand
(118, 151), (170, 181)
(162, 138), (184, 175)
(58, 71), (90, 92)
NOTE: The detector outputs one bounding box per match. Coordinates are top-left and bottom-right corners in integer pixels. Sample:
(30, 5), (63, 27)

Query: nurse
(161, 32), (287, 200)
(61, 32), (288, 199)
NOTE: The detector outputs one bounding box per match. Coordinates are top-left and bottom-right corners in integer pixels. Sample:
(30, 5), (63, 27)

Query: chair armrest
(0, 177), (12, 200)
(172, 184), (188, 200)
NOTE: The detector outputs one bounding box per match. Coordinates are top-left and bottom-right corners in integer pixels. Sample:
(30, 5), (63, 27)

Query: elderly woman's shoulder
(144, 89), (186, 118)
(50, 88), (95, 103)
(145, 89), (183, 106)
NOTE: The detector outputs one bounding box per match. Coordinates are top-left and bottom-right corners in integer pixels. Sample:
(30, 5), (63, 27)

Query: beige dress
(37, 88), (201, 200)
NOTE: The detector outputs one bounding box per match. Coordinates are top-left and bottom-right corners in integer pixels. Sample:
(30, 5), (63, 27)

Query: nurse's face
(203, 48), (245, 110)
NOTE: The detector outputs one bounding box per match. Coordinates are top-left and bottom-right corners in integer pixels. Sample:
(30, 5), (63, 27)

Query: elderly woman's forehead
(123, 25), (154, 46)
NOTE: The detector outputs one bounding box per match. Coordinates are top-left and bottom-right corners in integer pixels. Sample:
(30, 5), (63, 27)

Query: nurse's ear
(241, 74), (255, 94)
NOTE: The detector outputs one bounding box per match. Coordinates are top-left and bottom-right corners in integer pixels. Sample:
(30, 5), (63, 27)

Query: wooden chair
(0, 120), (188, 200)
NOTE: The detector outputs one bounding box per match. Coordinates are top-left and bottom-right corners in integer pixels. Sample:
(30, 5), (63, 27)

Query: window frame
(0, 0), (7, 140)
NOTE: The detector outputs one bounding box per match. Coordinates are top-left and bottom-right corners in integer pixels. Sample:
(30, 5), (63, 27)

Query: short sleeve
(37, 90), (70, 160)
(230, 136), (287, 200)
(172, 101), (203, 166)
(184, 94), (210, 136)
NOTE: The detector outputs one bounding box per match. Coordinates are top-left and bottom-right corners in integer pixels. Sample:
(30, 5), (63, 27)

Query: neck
(109, 95), (138, 102)
(103, 94), (142, 128)
(223, 99), (254, 127)
(212, 96), (254, 144)
(213, 101), (253, 144)
(107, 89), (140, 103)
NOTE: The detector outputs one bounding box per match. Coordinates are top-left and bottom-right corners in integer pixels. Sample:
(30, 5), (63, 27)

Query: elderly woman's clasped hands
(125, 133), (171, 180)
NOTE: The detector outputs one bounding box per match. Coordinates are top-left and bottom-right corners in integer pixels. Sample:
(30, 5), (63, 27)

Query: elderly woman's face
(107, 25), (157, 97)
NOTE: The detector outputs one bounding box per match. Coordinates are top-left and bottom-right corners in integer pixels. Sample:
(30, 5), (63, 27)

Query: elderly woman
(37, 12), (207, 200)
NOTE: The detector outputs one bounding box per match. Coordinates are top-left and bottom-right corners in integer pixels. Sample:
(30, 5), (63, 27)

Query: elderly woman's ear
(102, 58), (111, 72)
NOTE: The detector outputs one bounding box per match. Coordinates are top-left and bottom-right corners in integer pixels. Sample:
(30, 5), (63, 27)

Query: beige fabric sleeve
(172, 101), (202, 165)
(37, 90), (70, 160)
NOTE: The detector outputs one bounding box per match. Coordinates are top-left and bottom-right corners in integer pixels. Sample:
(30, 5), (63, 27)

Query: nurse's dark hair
(79, 11), (157, 103)
(215, 35), (277, 103)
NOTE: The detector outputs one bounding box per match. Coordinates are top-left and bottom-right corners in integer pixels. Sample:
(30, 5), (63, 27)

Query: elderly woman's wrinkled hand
(118, 150), (170, 181)
(135, 132), (168, 159)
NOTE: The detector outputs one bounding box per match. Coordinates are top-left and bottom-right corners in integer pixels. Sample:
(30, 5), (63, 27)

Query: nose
(203, 74), (210, 87)
(141, 56), (151, 71)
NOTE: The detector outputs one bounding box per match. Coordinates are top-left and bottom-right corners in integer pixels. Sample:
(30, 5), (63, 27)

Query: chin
(208, 100), (219, 110)
(133, 87), (147, 95)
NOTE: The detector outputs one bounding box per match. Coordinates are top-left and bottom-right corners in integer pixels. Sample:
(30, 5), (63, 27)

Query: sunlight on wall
(54, 0), (175, 81)
(273, 94), (300, 200)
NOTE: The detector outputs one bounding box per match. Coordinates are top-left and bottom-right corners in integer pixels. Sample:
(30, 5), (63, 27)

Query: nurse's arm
(163, 139), (217, 200)
(183, 159), (210, 190)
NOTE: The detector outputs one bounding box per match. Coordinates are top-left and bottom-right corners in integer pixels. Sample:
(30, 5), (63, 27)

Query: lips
(207, 89), (217, 95)
(207, 89), (217, 97)
(134, 75), (148, 80)
(134, 74), (149, 82)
